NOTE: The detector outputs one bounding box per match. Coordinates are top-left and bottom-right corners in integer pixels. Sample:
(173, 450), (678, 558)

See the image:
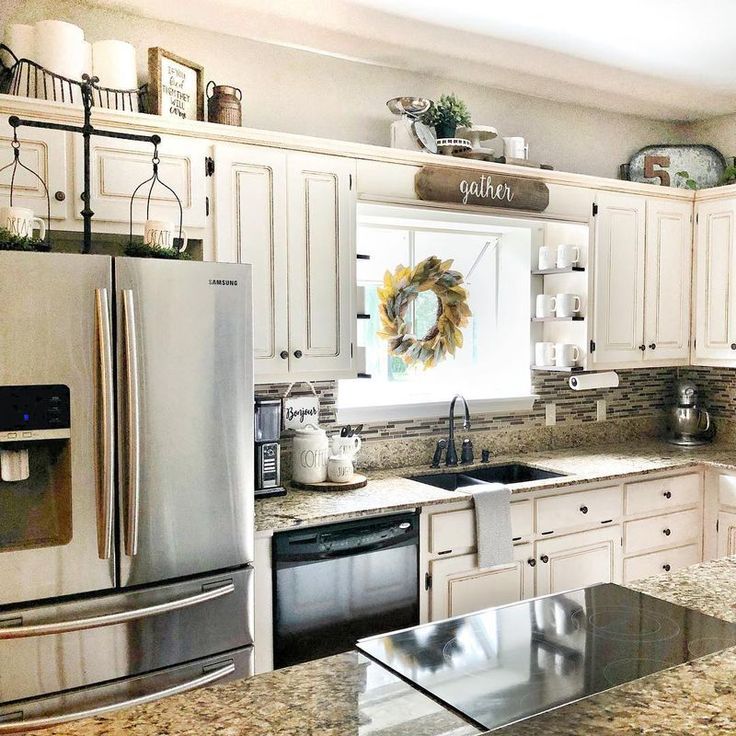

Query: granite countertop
(255, 440), (736, 532)
(26, 557), (736, 736)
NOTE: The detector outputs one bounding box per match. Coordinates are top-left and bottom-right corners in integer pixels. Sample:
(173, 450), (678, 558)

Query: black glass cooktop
(357, 584), (736, 732)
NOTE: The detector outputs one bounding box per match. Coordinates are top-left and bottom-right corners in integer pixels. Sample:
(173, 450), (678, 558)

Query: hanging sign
(415, 166), (549, 212)
(282, 381), (321, 431)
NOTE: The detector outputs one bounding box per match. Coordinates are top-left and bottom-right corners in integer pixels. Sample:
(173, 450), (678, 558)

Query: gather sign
(415, 166), (550, 212)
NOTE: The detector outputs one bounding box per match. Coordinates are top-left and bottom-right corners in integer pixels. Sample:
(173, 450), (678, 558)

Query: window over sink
(338, 203), (541, 422)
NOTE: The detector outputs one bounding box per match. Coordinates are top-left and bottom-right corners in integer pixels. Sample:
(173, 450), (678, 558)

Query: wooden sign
(415, 166), (549, 212)
(282, 394), (320, 431)
(148, 47), (204, 121)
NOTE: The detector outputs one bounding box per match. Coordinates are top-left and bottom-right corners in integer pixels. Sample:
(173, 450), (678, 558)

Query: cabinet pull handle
(280, 350), (289, 360)
(662, 563), (671, 572)
(663, 528), (671, 536)
(648, 343), (656, 350)
(663, 491), (672, 499)
(731, 344), (736, 351)
(540, 554), (549, 564)
(579, 505), (589, 514)
(527, 558), (536, 567)
(639, 344), (646, 351)
(294, 350), (303, 359)
(54, 190), (65, 202)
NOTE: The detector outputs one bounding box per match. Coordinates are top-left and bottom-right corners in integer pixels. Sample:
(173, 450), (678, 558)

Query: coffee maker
(667, 380), (715, 446)
(254, 397), (286, 498)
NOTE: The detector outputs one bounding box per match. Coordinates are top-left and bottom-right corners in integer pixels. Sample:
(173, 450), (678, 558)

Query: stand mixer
(667, 380), (715, 446)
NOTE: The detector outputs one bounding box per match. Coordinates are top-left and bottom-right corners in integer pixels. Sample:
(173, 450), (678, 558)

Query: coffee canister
(206, 81), (242, 126)
(291, 424), (329, 484)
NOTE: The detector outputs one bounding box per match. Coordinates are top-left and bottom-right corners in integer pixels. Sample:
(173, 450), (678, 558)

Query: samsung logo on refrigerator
(209, 279), (238, 286)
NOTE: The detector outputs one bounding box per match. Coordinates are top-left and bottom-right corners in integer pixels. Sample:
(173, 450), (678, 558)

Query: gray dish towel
(473, 483), (514, 569)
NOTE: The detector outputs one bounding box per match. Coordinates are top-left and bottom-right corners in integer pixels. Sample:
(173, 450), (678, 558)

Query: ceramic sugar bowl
(291, 424), (329, 484)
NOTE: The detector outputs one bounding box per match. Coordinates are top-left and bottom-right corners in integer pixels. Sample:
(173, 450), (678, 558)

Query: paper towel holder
(569, 372), (619, 391)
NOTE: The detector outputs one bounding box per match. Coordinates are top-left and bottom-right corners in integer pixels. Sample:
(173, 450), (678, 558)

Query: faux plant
(0, 227), (49, 252)
(421, 94), (472, 138)
(720, 165), (736, 187)
(124, 242), (191, 260)
(675, 170), (698, 190)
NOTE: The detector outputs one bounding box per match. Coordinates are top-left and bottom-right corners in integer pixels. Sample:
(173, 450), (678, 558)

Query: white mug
(330, 434), (362, 458)
(535, 342), (557, 367)
(555, 343), (581, 367)
(327, 455), (354, 484)
(0, 206), (46, 240)
(503, 136), (529, 160)
(537, 246), (555, 271)
(535, 294), (557, 319)
(144, 219), (189, 252)
(557, 244), (580, 269)
(556, 293), (582, 318)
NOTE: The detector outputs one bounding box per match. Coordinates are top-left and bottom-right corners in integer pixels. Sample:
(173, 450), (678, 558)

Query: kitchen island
(22, 556), (736, 736)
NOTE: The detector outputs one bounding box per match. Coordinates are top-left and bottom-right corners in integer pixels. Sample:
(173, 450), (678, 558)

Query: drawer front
(535, 486), (622, 535)
(623, 508), (701, 556)
(718, 474), (736, 508)
(625, 473), (701, 516)
(623, 544), (701, 583)
(429, 501), (533, 555)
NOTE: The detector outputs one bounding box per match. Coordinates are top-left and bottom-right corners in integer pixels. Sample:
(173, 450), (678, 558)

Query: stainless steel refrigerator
(0, 252), (254, 731)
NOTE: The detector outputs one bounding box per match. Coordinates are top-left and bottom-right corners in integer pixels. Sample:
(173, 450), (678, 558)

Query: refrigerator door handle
(121, 289), (141, 557)
(0, 580), (235, 639)
(95, 287), (115, 561)
(0, 660), (235, 733)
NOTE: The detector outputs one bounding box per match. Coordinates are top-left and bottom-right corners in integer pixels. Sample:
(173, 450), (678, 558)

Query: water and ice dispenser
(0, 385), (73, 551)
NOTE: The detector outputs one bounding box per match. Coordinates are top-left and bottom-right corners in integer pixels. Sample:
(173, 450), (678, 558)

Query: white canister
(327, 455), (354, 484)
(92, 39), (137, 91)
(34, 20), (84, 82)
(503, 136), (528, 160)
(292, 424), (329, 484)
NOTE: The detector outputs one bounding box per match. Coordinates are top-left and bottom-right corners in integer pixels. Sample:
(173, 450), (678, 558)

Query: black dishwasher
(273, 511), (419, 669)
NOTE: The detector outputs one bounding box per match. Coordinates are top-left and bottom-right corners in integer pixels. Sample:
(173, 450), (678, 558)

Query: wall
(685, 115), (736, 160)
(5, 0), (684, 179)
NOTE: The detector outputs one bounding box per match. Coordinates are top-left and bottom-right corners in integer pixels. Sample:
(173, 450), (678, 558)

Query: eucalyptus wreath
(377, 255), (471, 369)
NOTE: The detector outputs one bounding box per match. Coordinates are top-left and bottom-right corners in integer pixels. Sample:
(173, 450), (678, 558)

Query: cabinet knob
(663, 490), (672, 499)
(663, 528), (671, 536)
(731, 344), (736, 351)
(648, 343), (656, 350)
(280, 350), (289, 360)
(54, 190), (65, 202)
(639, 344), (646, 351)
(294, 350), (303, 359)
(540, 554), (549, 564)
(662, 563), (671, 572)
(579, 505), (589, 514)
(527, 558), (536, 567)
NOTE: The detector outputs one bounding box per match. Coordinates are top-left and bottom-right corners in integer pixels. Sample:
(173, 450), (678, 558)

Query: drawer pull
(579, 505), (589, 514)
(527, 558), (536, 567)
(663, 491), (672, 499)
(600, 519), (613, 525)
(663, 528), (671, 536)
(662, 563), (671, 572)
(540, 554), (549, 564)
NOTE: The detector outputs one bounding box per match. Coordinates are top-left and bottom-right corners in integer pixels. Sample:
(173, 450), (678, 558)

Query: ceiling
(88, 0), (736, 121)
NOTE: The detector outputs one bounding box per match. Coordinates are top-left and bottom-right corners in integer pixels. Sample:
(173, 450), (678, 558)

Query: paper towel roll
(569, 372), (619, 391)
(93, 39), (137, 90)
(34, 20), (84, 81)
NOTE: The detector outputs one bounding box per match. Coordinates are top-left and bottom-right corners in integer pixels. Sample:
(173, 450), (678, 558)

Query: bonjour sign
(415, 166), (550, 212)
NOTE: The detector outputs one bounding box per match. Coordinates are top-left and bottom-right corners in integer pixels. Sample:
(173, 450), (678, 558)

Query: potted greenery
(421, 93), (472, 139)
(0, 227), (49, 252)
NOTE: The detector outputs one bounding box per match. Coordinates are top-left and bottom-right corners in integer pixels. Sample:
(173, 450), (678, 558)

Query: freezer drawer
(0, 567), (253, 704)
(0, 647), (253, 733)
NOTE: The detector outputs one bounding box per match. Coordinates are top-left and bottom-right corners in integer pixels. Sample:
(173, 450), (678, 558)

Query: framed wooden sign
(148, 47), (204, 121)
(415, 166), (549, 212)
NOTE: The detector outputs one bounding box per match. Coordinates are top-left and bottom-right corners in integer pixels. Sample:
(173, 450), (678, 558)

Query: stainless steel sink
(410, 462), (565, 491)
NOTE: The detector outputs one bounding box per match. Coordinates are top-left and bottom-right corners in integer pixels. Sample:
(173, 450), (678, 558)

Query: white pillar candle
(92, 39), (137, 90)
(33, 20), (84, 81)
(4, 24), (36, 97)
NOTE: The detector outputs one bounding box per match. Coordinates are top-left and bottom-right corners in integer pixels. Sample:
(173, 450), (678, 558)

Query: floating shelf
(532, 266), (586, 275)
(532, 365), (584, 373)
(531, 316), (584, 322)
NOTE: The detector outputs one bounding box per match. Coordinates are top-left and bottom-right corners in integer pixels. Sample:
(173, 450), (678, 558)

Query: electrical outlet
(597, 399), (607, 422)
(545, 403), (556, 426)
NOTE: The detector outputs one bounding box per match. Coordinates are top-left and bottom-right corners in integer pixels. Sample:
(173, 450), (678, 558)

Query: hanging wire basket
(0, 43), (149, 113)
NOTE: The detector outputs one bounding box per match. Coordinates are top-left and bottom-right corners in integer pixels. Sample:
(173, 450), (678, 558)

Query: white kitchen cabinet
(643, 199), (693, 362)
(286, 152), (357, 380)
(717, 511), (736, 557)
(623, 544), (701, 584)
(0, 115), (69, 221)
(694, 198), (736, 364)
(213, 144), (290, 381)
(429, 543), (534, 620)
(73, 133), (208, 230)
(535, 526), (622, 596)
(592, 192), (646, 365)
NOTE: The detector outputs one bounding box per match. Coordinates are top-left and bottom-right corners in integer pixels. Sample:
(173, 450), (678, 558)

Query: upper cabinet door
(213, 144), (290, 382)
(643, 199), (693, 363)
(73, 134), (207, 230)
(694, 199), (736, 363)
(592, 192), (646, 365)
(286, 153), (356, 380)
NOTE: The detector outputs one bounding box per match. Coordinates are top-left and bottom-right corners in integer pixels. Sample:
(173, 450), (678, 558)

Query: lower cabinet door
(717, 511), (736, 557)
(429, 543), (534, 621)
(535, 526), (622, 596)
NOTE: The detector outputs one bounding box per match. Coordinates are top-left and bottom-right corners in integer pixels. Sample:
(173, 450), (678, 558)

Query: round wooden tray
(291, 474), (368, 492)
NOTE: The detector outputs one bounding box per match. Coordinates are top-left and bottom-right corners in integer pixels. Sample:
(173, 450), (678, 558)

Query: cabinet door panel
(592, 193), (646, 365)
(287, 153), (356, 379)
(717, 511), (736, 557)
(429, 544), (534, 621)
(535, 526), (621, 596)
(694, 201), (736, 362)
(213, 144), (289, 381)
(644, 199), (692, 362)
